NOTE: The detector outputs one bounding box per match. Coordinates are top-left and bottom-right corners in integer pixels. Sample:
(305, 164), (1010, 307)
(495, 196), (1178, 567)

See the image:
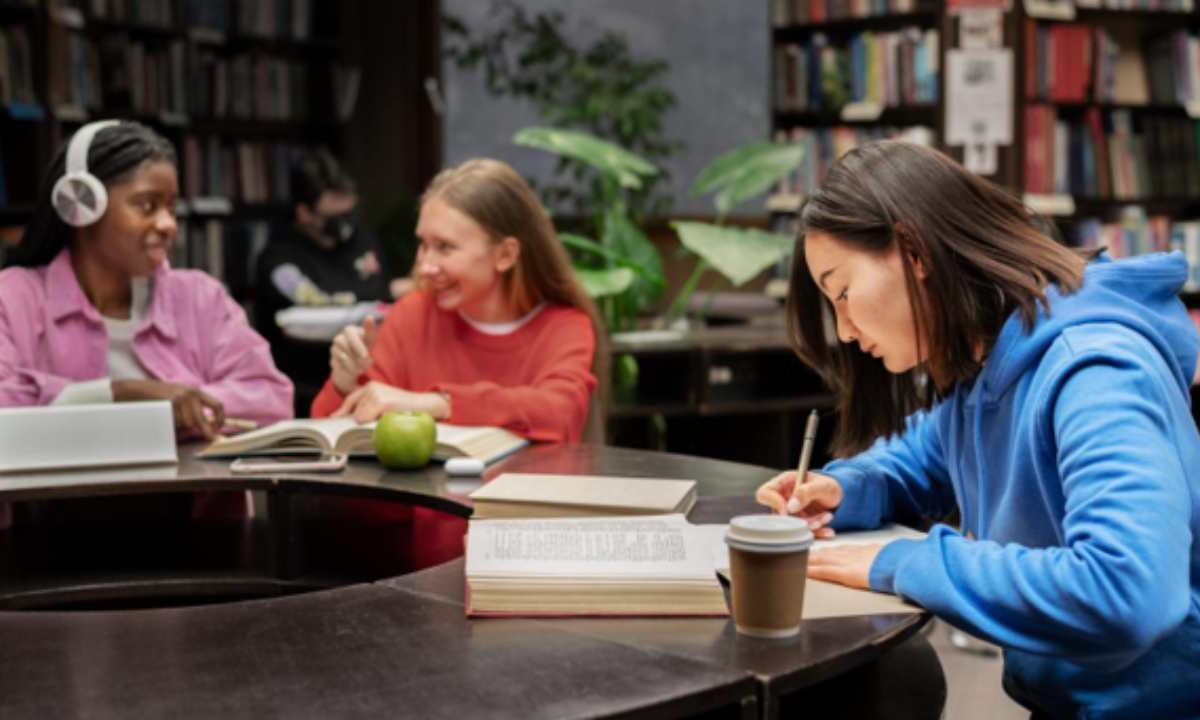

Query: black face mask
(320, 212), (357, 244)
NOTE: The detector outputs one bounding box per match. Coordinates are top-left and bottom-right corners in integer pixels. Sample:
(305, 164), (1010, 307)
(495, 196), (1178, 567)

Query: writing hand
(330, 316), (379, 394)
(112, 379), (225, 440)
(806, 543), (883, 590)
(755, 470), (842, 538)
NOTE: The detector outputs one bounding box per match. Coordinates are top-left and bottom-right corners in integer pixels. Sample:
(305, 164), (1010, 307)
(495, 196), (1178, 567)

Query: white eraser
(444, 457), (485, 476)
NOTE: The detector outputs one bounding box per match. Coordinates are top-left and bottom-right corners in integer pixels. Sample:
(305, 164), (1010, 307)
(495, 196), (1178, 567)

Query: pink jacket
(0, 248), (293, 425)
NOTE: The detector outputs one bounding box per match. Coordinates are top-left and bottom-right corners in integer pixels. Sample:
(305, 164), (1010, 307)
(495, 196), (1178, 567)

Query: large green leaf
(574, 266), (635, 298)
(514, 127), (658, 190)
(559, 232), (657, 284)
(558, 232), (631, 266)
(604, 206), (664, 308)
(689, 142), (804, 217)
(691, 142), (781, 195)
(670, 221), (793, 287)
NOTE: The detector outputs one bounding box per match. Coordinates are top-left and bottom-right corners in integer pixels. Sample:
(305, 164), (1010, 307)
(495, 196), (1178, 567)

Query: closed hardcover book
(0, 401), (177, 473)
(198, 417), (527, 464)
(468, 473), (698, 520)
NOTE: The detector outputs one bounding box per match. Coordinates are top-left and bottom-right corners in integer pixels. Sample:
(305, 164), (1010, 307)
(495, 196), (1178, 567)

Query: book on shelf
(1023, 105), (1200, 200)
(464, 514), (925, 618)
(772, 27), (938, 114)
(772, 124), (934, 201)
(468, 473), (698, 520)
(198, 417), (529, 465)
(771, 0), (921, 26)
(0, 26), (38, 110)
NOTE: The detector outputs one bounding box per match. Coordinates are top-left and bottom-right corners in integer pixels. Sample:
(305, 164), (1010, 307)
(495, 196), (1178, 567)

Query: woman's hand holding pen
(112, 379), (224, 440)
(755, 470), (843, 539)
(757, 471), (879, 589)
(331, 316), (379, 394)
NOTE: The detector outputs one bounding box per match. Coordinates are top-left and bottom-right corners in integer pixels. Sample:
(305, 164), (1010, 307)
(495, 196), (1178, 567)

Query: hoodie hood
(980, 251), (1198, 402)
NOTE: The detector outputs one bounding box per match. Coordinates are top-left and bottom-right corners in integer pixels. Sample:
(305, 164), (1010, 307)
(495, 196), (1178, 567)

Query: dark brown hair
(291, 147), (355, 208)
(788, 141), (1093, 456)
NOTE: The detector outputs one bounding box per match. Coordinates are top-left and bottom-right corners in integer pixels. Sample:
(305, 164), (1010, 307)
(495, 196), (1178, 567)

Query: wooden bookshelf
(767, 0), (945, 216)
(1012, 0), (1200, 287)
(772, 10), (939, 36)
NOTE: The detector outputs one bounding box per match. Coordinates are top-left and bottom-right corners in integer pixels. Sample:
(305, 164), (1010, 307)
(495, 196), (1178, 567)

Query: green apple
(373, 410), (437, 469)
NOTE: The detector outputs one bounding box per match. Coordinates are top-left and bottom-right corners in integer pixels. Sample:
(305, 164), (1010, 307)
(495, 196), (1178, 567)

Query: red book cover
(1085, 108), (1111, 198)
(1025, 105), (1045, 193)
(1025, 19), (1039, 100)
(1052, 26), (1070, 102)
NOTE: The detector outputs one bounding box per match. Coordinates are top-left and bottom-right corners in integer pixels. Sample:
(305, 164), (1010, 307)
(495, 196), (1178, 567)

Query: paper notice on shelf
(958, 9), (1004, 49)
(945, 48), (1013, 147)
(964, 142), (998, 175)
(947, 0), (1011, 11)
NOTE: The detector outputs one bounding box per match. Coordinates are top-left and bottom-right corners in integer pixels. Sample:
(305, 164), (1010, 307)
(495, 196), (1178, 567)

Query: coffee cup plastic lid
(725, 514), (814, 553)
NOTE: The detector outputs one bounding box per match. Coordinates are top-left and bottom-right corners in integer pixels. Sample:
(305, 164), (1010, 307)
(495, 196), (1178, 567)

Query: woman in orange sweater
(309, 158), (604, 568)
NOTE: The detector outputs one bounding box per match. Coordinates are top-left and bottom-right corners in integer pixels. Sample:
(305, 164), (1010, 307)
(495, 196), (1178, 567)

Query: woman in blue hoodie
(756, 141), (1200, 719)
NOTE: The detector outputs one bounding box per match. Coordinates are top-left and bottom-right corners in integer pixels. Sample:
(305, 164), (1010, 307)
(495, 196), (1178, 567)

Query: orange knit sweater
(310, 289), (597, 439)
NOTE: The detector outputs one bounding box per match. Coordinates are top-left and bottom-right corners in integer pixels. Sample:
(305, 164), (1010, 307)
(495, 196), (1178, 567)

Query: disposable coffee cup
(724, 514), (814, 639)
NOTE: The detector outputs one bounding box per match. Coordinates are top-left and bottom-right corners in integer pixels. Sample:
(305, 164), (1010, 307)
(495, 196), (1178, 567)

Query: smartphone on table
(229, 453), (348, 473)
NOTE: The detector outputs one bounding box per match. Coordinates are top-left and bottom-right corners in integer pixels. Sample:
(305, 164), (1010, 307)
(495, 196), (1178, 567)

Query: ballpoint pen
(788, 409), (819, 514)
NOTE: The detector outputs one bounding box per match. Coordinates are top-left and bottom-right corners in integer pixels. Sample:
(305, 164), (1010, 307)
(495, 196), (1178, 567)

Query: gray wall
(441, 1), (770, 217)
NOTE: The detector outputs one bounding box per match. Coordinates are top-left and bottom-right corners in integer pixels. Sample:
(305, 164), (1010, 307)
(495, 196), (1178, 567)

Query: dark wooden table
(0, 444), (943, 719)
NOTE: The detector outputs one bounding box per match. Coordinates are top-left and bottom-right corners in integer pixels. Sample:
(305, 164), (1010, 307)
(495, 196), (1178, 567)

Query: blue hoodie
(821, 252), (1200, 719)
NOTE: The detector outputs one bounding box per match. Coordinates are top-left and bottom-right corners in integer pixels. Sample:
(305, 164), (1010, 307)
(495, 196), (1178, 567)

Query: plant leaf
(514, 126), (658, 189)
(690, 143), (804, 215)
(670, 221), (794, 287)
(574, 266), (635, 298)
(604, 206), (664, 308)
(559, 232), (658, 283)
(691, 142), (778, 195)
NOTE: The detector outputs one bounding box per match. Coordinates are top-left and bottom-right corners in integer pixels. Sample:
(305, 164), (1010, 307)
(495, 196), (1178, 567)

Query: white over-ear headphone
(51, 120), (121, 228)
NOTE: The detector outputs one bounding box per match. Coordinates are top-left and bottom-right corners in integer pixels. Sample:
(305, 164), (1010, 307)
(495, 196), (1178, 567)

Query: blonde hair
(420, 158), (609, 420)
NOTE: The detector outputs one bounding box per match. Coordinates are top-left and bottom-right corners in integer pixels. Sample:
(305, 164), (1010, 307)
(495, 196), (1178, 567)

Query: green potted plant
(514, 126), (666, 334)
(516, 129), (805, 334)
(663, 142), (804, 328)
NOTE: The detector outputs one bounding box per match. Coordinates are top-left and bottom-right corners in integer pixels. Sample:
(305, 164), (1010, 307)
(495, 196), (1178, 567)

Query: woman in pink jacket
(0, 120), (292, 436)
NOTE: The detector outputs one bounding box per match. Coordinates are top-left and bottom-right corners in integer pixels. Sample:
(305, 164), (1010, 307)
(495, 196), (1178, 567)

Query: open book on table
(465, 514), (925, 618)
(469, 473), (698, 520)
(197, 417), (528, 464)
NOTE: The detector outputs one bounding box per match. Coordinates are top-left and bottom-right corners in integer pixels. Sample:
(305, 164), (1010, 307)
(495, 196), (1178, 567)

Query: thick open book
(467, 514), (728, 616)
(198, 417), (528, 464)
(469, 473), (697, 520)
(465, 515), (925, 618)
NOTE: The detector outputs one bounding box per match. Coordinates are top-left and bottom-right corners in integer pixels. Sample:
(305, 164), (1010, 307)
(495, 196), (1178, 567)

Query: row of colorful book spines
(1023, 22), (1094, 104)
(1023, 105), (1200, 200)
(771, 0), (922, 26)
(1026, 25), (1200, 105)
(79, 0), (314, 40)
(185, 56), (312, 120)
(1072, 218), (1200, 286)
(772, 31), (939, 109)
(771, 125), (934, 196)
(1076, 0), (1193, 9)
(182, 138), (298, 203)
